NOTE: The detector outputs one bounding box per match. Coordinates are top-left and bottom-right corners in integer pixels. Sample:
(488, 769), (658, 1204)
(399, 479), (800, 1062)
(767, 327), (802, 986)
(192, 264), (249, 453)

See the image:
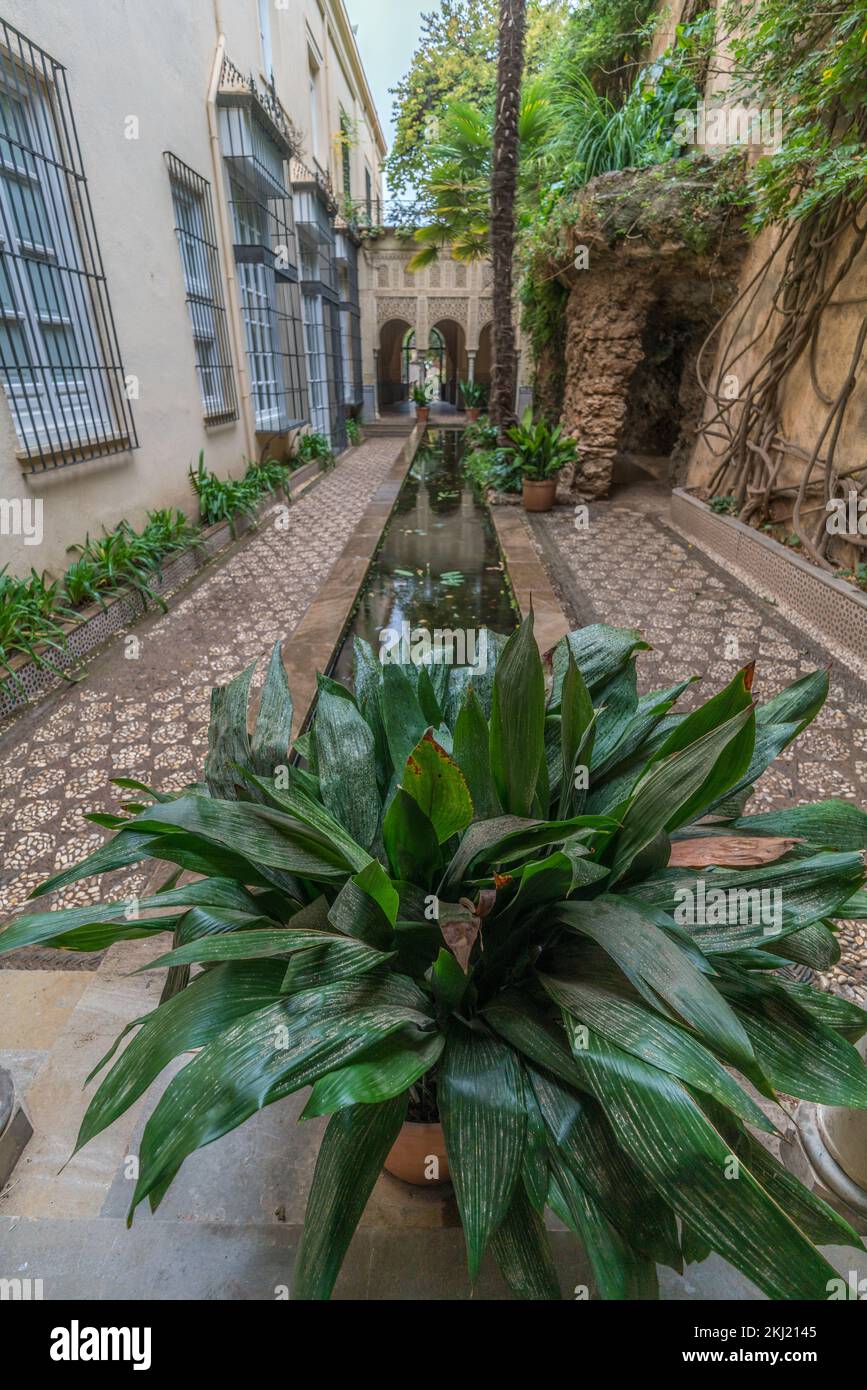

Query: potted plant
(505, 408), (578, 513)
(460, 379), (487, 422)
(411, 383), (432, 423)
(3, 615), (866, 1301)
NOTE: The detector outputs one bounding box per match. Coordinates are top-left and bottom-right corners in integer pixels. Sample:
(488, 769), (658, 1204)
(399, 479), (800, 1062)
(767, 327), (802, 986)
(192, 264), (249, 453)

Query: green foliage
(709, 494), (739, 516)
(295, 431), (335, 470)
(463, 415), (499, 451)
(411, 383), (433, 407)
(387, 0), (572, 198)
(345, 418), (363, 447)
(0, 566), (76, 688)
(65, 510), (202, 614)
(4, 618), (865, 1300)
(723, 0), (867, 226)
(463, 445), (523, 495)
(460, 379), (488, 408)
(504, 408), (579, 480)
(190, 453), (294, 531)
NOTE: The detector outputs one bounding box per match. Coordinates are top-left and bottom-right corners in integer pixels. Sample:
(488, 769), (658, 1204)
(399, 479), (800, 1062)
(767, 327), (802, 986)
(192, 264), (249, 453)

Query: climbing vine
(696, 0), (867, 566)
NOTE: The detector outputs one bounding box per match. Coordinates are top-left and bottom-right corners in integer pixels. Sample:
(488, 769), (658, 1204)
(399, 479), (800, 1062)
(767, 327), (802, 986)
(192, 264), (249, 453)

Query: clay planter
(415, 406), (430, 424)
(466, 407), (481, 422)
(384, 1121), (450, 1187)
(523, 477), (558, 512)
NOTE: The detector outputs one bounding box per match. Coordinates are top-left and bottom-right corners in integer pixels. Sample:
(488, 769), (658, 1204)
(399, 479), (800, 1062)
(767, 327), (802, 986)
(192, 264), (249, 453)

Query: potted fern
(2, 616), (866, 1300)
(505, 409), (578, 512)
(460, 379), (488, 422)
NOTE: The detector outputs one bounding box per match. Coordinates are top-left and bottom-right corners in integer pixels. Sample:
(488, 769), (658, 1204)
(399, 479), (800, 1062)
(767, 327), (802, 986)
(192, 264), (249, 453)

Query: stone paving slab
(0, 437), (408, 970)
(525, 497), (867, 1003)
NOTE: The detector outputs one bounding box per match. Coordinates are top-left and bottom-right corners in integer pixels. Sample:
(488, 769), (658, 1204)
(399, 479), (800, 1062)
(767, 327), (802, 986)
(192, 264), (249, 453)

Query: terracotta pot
(415, 406), (430, 423)
(523, 477), (558, 512)
(466, 407), (480, 422)
(384, 1120), (450, 1187)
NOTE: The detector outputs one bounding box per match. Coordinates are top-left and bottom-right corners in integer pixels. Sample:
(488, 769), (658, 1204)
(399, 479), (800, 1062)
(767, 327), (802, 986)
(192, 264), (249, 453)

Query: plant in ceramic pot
(2, 617), (867, 1300)
(411, 383), (432, 422)
(460, 379), (488, 421)
(505, 409), (578, 512)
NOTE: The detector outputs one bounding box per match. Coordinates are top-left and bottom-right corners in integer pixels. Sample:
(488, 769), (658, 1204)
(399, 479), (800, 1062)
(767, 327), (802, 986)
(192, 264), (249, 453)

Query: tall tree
(490, 0), (527, 434)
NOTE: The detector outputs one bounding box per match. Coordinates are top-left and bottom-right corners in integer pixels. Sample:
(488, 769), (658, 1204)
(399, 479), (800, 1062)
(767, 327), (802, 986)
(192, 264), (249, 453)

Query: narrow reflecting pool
(331, 428), (517, 683)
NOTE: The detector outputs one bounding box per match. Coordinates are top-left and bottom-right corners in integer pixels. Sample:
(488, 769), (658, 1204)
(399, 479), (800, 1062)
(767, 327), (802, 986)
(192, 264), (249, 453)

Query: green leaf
(732, 800), (867, 851)
(551, 624), (650, 703)
(717, 972), (867, 1107)
(293, 1095), (407, 1300)
(136, 928), (391, 975)
(301, 1027), (445, 1118)
(381, 665), (427, 774)
(439, 1022), (526, 1281)
(757, 667), (829, 733)
(75, 961), (286, 1154)
(250, 643), (293, 778)
(541, 972), (772, 1132)
(204, 661), (255, 800)
(490, 1181), (562, 1300)
(129, 978), (432, 1217)
(607, 707), (756, 882)
(558, 649), (595, 818)
(314, 676), (380, 851)
(490, 611), (546, 818)
(453, 686), (501, 820)
(327, 862), (397, 950)
(557, 897), (758, 1076)
(565, 1028), (842, 1300)
(402, 730), (473, 843)
(382, 788), (441, 888)
(548, 1166), (659, 1300)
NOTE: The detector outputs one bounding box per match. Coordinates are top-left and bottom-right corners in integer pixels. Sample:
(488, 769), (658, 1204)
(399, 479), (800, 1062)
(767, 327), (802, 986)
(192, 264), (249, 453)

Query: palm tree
(490, 0), (527, 435)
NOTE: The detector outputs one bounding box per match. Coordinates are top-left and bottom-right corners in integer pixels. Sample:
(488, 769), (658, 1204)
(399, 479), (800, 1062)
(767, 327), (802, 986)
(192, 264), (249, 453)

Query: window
(339, 110), (352, 203)
(308, 55), (320, 161)
(302, 291), (330, 438)
(219, 94), (308, 433)
(0, 23), (136, 471)
(165, 153), (237, 423)
(365, 167), (373, 223)
(258, 0), (273, 82)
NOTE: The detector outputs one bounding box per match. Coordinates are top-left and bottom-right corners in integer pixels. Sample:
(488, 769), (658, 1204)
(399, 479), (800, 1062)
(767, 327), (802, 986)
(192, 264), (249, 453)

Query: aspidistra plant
(3, 615), (866, 1300)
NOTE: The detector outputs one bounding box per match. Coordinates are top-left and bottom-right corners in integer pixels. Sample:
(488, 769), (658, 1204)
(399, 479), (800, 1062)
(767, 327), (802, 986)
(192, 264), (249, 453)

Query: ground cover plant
(2, 616), (866, 1300)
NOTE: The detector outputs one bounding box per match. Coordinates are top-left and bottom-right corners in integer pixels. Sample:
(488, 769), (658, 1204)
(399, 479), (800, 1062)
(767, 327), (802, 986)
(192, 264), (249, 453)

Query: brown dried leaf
(441, 915), (482, 974)
(668, 836), (803, 870)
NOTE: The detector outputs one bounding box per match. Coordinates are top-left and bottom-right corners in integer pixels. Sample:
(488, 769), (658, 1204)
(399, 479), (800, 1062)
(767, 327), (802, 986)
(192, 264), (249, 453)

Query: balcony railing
(337, 196), (432, 236)
(218, 53), (300, 160)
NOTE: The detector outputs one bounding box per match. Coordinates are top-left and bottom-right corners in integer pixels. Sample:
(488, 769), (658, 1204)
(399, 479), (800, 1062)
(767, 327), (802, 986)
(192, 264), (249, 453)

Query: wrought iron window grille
(0, 19), (137, 473)
(165, 151), (237, 426)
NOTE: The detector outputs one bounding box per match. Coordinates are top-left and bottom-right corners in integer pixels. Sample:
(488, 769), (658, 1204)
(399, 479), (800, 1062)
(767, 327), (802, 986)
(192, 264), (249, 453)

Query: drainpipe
(206, 32), (257, 461)
(372, 347), (380, 420)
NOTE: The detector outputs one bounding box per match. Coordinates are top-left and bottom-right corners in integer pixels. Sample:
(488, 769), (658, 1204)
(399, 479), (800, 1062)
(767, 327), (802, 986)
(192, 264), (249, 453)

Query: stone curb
(670, 489), (867, 683)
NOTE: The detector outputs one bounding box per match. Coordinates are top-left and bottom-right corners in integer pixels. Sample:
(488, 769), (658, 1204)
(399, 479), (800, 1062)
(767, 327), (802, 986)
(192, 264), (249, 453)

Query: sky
(345, 0), (440, 190)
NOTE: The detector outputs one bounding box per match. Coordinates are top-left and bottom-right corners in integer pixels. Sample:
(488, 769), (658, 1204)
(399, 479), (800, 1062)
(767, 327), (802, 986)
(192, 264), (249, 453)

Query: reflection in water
(332, 428), (517, 685)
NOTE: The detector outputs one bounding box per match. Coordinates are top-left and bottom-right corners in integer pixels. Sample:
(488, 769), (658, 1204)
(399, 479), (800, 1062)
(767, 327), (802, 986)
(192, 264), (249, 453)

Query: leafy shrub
(460, 379), (488, 409)
(505, 408), (579, 481)
(463, 415), (499, 452)
(189, 453), (263, 534)
(346, 418), (364, 447)
(0, 566), (76, 687)
(411, 383), (433, 407)
(295, 431), (335, 471)
(4, 616), (866, 1301)
(709, 495), (739, 516)
(463, 446), (523, 495)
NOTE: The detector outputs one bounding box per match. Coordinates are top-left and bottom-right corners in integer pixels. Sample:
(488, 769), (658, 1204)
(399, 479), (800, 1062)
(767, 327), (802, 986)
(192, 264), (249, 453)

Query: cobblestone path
(0, 439), (403, 967)
(527, 498), (867, 1004)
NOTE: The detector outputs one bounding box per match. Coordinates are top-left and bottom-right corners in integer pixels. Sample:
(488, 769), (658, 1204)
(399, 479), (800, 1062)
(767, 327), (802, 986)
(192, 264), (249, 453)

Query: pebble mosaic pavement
(0, 440), (403, 969)
(527, 500), (867, 1005)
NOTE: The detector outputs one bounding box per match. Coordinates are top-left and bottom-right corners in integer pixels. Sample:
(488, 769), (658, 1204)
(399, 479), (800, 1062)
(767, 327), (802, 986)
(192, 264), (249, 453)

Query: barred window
(165, 153), (237, 425)
(219, 95), (308, 435)
(0, 21), (136, 472)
